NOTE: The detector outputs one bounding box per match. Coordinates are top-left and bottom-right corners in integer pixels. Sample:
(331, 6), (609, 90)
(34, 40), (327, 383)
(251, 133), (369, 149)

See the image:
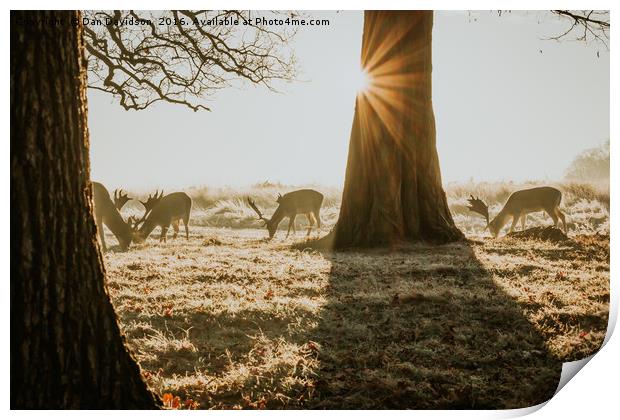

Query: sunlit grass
(117, 180), (609, 237)
(103, 210), (608, 408)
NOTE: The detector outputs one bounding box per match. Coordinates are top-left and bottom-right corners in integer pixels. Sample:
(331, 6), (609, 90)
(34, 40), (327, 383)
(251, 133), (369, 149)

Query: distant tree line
(565, 140), (609, 182)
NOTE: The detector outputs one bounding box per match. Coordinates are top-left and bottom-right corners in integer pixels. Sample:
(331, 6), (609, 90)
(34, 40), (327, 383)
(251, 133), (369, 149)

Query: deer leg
(545, 208), (559, 228)
(183, 216), (190, 240)
(311, 213), (319, 236)
(160, 225), (169, 243)
(97, 215), (107, 252)
(509, 215), (519, 233)
(306, 213), (315, 236)
(172, 220), (179, 239)
(286, 215), (296, 238)
(314, 208), (321, 229)
(555, 208), (567, 233)
(520, 214), (526, 231)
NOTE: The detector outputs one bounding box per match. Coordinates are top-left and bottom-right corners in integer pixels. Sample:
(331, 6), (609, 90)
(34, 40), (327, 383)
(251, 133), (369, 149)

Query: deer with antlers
(467, 186), (567, 238)
(92, 182), (134, 251)
(132, 191), (192, 243)
(247, 189), (324, 239)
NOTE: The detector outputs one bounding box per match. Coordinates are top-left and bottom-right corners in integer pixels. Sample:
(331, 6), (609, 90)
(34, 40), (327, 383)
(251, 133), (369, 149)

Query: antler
(141, 192), (152, 204)
(467, 195), (489, 225)
(140, 190), (162, 210)
(113, 189), (132, 210)
(247, 197), (267, 222)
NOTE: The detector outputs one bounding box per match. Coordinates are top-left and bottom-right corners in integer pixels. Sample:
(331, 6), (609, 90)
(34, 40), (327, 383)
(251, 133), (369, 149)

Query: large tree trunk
(331, 11), (462, 248)
(11, 11), (159, 408)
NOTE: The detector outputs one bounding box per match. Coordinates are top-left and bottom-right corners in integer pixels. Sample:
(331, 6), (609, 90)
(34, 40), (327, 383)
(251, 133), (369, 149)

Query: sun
(354, 66), (372, 94)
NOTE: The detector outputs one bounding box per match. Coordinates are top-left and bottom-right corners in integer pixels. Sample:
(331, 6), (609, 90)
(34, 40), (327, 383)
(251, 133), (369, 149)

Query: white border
(3, 1), (616, 418)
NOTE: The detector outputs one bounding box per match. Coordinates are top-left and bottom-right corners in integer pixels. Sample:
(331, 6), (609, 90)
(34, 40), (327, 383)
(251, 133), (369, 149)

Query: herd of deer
(92, 182), (325, 251)
(92, 182), (192, 251)
(92, 181), (567, 252)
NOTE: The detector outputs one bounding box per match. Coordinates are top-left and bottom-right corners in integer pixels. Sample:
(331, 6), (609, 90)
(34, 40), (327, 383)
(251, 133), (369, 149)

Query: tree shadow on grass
(115, 236), (562, 409)
(304, 240), (562, 409)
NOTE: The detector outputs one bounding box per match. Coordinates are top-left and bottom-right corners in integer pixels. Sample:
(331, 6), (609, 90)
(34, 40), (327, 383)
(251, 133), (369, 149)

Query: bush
(564, 141), (609, 183)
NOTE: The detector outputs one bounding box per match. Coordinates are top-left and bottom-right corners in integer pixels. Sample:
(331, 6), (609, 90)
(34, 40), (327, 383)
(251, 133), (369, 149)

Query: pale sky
(88, 11), (609, 190)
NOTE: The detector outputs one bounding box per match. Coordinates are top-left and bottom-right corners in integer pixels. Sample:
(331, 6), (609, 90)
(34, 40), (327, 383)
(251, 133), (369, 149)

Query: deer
(132, 192), (192, 243)
(467, 186), (567, 238)
(113, 189), (132, 210)
(247, 189), (324, 239)
(92, 182), (134, 251)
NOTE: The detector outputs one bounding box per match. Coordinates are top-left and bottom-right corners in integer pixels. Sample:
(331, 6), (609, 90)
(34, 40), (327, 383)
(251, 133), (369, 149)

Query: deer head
(247, 197), (278, 239)
(113, 189), (132, 210)
(467, 195), (491, 231)
(467, 195), (503, 238)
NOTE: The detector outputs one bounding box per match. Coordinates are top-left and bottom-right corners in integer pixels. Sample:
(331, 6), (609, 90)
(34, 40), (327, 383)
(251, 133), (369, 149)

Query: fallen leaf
(162, 393), (173, 407)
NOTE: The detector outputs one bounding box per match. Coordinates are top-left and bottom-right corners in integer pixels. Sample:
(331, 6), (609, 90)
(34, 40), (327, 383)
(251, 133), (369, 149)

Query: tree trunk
(11, 10), (159, 409)
(331, 11), (462, 248)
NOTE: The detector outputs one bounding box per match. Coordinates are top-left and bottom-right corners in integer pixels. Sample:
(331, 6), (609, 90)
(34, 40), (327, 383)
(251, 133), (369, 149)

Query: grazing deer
(92, 182), (133, 251)
(247, 189), (324, 239)
(132, 192), (192, 243)
(467, 186), (567, 238)
(113, 189), (132, 210)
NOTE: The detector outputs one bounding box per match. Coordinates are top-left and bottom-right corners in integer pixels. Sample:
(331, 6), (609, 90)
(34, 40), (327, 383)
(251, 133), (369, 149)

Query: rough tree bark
(11, 10), (159, 408)
(325, 11), (463, 248)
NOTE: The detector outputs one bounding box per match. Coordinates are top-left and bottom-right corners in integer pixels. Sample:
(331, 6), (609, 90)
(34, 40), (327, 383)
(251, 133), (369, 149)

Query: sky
(88, 11), (609, 190)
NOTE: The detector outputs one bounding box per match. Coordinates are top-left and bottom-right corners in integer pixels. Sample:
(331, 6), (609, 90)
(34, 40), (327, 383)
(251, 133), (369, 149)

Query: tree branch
(549, 10), (609, 49)
(83, 10), (298, 111)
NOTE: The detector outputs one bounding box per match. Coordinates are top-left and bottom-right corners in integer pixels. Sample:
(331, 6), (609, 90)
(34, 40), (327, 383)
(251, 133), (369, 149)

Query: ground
(104, 223), (609, 409)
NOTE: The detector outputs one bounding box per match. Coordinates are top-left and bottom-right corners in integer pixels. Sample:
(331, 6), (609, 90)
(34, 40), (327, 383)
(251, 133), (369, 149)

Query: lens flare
(355, 66), (371, 94)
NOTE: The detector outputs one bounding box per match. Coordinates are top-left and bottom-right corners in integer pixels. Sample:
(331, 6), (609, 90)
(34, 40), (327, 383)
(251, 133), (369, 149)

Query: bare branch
(83, 10), (298, 111)
(549, 10), (609, 49)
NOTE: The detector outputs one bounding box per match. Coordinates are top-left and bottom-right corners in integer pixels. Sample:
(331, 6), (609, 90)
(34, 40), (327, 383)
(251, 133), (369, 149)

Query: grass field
(120, 180), (609, 236)
(102, 181), (609, 409)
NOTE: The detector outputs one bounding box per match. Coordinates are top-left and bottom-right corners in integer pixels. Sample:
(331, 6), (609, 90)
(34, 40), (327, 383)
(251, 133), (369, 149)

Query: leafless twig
(548, 10), (609, 49)
(83, 10), (299, 111)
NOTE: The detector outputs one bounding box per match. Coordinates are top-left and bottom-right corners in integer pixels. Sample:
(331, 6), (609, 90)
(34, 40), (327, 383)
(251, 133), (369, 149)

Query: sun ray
(354, 11), (435, 161)
(362, 12), (423, 73)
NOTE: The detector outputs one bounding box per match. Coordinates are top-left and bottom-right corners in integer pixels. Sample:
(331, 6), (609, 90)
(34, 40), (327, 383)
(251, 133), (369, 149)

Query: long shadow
(305, 240), (562, 409)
